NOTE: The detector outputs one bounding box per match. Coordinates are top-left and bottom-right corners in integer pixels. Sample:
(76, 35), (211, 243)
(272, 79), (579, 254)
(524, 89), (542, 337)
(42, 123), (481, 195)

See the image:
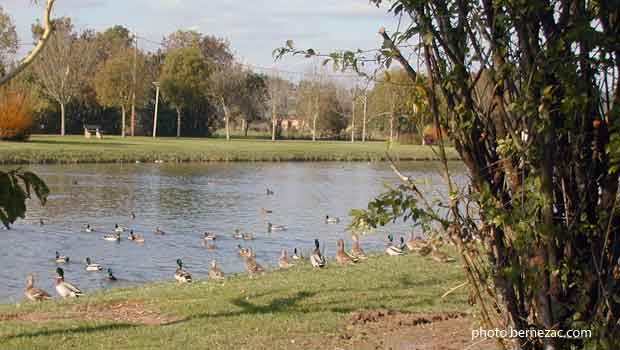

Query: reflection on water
(0, 161), (466, 303)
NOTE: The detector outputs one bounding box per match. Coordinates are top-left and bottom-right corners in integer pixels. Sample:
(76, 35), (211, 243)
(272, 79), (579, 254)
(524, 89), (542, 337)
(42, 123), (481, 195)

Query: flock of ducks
(22, 188), (455, 302)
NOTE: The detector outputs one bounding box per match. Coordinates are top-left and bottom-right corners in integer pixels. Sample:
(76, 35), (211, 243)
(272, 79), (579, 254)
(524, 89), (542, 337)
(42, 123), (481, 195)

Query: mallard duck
(106, 268), (117, 281)
(85, 257), (103, 272)
(24, 275), (51, 301)
(39, 218), (45, 226)
(292, 248), (304, 260)
(406, 232), (428, 252)
(336, 239), (359, 265)
(113, 224), (124, 233)
(325, 215), (340, 224)
(209, 260), (225, 280)
(385, 234), (405, 256)
(242, 232), (255, 241)
(351, 234), (368, 260)
(103, 232), (121, 242)
(242, 255), (265, 277)
(278, 249), (293, 269)
(130, 211), (136, 220)
(431, 246), (456, 263)
(154, 227), (166, 235)
(232, 229), (243, 239)
(310, 239), (326, 268)
(128, 230), (145, 243)
(55, 251), (70, 264)
(267, 222), (286, 232)
(260, 208), (273, 214)
(55, 268), (83, 298)
(174, 259), (192, 283)
(84, 224), (95, 233)
(203, 232), (217, 241)
(237, 244), (251, 257)
(266, 188), (274, 195)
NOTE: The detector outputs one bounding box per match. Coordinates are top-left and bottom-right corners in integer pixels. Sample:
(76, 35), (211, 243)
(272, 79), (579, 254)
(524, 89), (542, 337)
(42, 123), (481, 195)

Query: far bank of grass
(0, 253), (470, 350)
(0, 135), (460, 164)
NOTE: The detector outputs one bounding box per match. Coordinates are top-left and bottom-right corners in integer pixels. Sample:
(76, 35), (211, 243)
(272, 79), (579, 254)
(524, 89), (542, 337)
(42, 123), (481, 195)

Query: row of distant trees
(0, 7), (433, 141)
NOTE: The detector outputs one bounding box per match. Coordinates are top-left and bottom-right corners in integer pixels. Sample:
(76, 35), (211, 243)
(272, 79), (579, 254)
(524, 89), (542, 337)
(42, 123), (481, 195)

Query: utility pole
(130, 31), (138, 137)
(351, 94), (356, 143)
(152, 82), (160, 139)
(362, 92), (367, 142)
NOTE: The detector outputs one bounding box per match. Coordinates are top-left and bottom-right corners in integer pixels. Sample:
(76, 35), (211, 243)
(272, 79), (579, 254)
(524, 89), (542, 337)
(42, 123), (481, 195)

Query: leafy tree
(265, 74), (290, 141)
(0, 5), (18, 76)
(278, 0), (620, 349)
(238, 71), (268, 137)
(94, 48), (149, 136)
(163, 30), (233, 65)
(159, 47), (212, 137)
(33, 18), (96, 136)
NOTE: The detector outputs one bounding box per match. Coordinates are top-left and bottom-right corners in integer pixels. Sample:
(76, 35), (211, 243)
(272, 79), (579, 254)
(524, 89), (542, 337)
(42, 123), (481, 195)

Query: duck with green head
(106, 268), (117, 281)
(310, 239), (326, 268)
(55, 267), (83, 298)
(55, 251), (69, 264)
(385, 234), (405, 256)
(175, 259), (192, 283)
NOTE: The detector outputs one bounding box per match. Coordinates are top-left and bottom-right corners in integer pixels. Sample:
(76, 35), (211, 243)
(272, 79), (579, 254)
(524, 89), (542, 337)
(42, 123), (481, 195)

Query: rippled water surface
(0, 161), (466, 303)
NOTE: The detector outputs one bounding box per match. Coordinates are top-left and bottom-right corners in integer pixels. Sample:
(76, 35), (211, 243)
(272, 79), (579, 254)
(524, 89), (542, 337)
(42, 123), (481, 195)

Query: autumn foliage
(0, 91), (34, 141)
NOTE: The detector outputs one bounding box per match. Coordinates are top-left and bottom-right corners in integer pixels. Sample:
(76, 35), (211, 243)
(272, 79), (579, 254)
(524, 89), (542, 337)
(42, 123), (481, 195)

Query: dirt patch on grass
(331, 310), (497, 350)
(1, 301), (185, 326)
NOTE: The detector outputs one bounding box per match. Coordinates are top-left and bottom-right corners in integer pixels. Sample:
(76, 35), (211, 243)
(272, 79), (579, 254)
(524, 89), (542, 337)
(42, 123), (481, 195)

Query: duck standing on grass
(24, 275), (51, 301)
(175, 259), (192, 283)
(385, 234), (405, 256)
(242, 253), (265, 278)
(278, 249), (293, 269)
(310, 239), (326, 268)
(351, 233), (368, 260)
(209, 260), (225, 280)
(55, 251), (70, 264)
(406, 232), (428, 252)
(336, 239), (359, 265)
(55, 267), (83, 298)
(85, 257), (103, 272)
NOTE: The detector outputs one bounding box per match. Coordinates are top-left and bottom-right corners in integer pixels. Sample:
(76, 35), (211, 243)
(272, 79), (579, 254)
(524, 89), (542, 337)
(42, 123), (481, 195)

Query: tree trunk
(176, 107), (181, 138)
(362, 93), (367, 142)
(221, 98), (230, 141)
(244, 120), (249, 137)
(121, 105), (126, 137)
(271, 98), (277, 141)
(59, 102), (66, 136)
(351, 97), (356, 143)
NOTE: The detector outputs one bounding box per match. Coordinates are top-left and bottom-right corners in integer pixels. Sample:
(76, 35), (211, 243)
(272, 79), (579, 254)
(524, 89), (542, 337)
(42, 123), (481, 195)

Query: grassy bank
(0, 253), (470, 349)
(0, 135), (460, 164)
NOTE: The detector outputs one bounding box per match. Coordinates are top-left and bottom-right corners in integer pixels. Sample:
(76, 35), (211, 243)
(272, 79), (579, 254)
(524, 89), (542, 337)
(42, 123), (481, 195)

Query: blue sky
(3, 0), (396, 76)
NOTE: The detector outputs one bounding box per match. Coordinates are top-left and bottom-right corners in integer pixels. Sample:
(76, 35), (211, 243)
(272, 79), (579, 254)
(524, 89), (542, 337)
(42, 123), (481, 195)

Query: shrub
(0, 91), (34, 141)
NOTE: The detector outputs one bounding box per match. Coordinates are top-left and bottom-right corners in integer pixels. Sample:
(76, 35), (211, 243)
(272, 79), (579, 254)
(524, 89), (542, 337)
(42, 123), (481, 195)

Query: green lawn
(0, 253), (469, 350)
(0, 135), (460, 164)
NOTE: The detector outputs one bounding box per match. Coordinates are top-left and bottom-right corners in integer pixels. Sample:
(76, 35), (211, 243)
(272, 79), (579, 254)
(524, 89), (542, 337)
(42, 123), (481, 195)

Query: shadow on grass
(186, 291), (316, 322)
(1, 323), (136, 341)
